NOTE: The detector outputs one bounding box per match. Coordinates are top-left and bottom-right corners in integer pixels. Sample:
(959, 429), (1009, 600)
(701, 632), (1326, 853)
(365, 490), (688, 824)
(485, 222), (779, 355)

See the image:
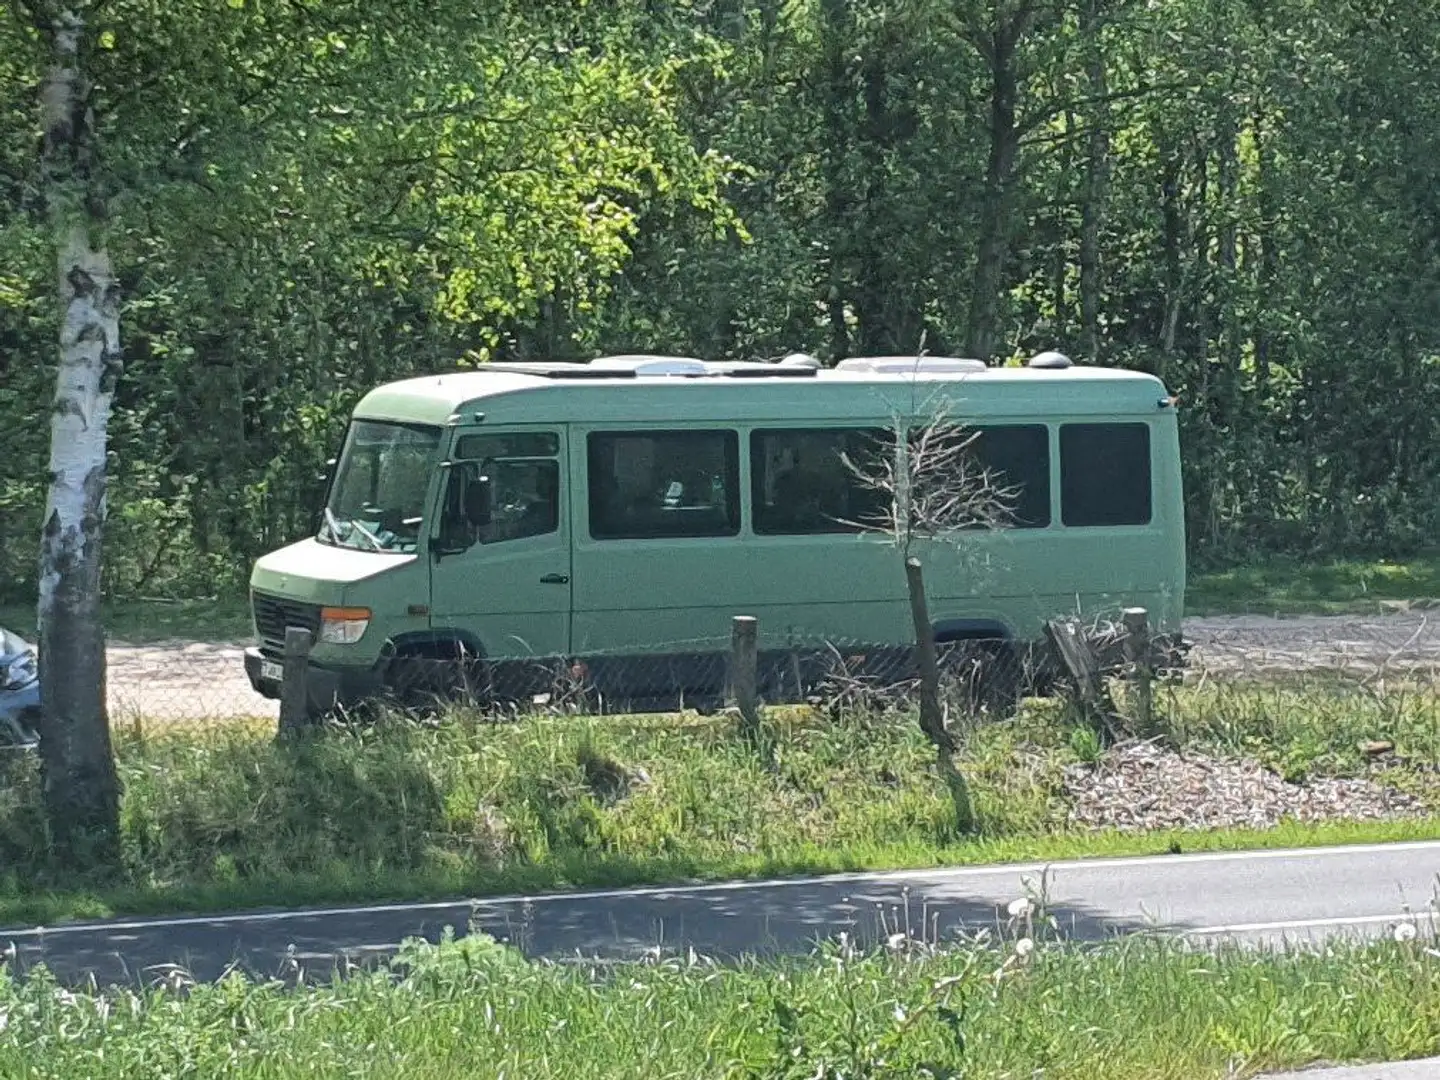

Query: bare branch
(836, 410), (1019, 549)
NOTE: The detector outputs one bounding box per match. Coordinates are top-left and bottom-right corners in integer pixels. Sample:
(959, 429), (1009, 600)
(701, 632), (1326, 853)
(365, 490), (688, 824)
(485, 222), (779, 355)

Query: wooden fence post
(1122, 607), (1153, 730)
(278, 626), (314, 737)
(730, 616), (760, 739)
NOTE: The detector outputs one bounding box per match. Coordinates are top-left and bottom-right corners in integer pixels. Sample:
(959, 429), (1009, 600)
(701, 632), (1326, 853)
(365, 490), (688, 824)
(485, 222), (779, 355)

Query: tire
(939, 639), (1021, 718)
(1, 710), (38, 749)
(384, 650), (492, 715)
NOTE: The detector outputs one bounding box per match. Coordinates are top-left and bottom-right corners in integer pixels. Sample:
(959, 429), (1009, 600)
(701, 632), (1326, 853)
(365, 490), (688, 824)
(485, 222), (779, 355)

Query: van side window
(1060, 422), (1152, 526)
(896, 423), (1050, 530)
(588, 430), (740, 539)
(970, 424), (1051, 528)
(751, 428), (893, 535)
(447, 430), (561, 545)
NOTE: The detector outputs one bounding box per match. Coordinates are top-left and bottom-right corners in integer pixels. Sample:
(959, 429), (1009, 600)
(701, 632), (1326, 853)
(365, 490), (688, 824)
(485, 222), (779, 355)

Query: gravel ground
(102, 611), (1440, 722)
(1183, 611), (1440, 676)
(107, 639), (273, 722)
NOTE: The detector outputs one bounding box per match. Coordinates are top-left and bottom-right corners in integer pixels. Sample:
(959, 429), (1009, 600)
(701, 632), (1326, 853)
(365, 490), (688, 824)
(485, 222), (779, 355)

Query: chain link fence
(91, 609), (1440, 726)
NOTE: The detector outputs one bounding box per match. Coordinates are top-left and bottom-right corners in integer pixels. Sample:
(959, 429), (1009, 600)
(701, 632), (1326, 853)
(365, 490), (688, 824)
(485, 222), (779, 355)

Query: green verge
(5, 930), (1440, 1079)
(0, 596), (253, 644)
(1186, 552), (1440, 615)
(4, 679), (1439, 928)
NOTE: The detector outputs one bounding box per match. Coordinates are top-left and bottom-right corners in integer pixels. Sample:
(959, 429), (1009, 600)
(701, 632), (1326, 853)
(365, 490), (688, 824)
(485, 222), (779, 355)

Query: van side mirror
(464, 475), (493, 527)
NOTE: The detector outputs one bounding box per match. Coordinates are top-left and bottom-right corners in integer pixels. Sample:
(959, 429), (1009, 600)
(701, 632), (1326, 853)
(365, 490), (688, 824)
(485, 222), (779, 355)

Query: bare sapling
(840, 402), (1018, 831)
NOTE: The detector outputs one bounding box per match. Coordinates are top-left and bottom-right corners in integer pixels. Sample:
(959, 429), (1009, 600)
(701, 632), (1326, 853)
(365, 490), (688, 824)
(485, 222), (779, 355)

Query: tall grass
(1156, 676), (1440, 786)
(2, 681), (1438, 925)
(3, 929), (1440, 1079)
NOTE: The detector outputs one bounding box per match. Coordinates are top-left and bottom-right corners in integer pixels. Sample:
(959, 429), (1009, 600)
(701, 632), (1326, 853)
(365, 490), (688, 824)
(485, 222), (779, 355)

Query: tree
(23, 0), (122, 859)
(841, 371), (1018, 831)
(2, 0), (734, 856)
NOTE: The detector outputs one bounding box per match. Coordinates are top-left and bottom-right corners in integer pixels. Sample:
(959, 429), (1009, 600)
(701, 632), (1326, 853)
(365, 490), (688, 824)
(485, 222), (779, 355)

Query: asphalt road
(5, 839), (1440, 988)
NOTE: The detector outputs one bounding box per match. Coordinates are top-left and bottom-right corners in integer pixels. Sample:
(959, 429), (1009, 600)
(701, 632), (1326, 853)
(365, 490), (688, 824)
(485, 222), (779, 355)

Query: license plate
(260, 660), (284, 683)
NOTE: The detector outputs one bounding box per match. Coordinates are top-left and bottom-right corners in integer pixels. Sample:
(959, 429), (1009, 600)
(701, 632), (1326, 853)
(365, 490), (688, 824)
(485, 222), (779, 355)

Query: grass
(1187, 552), (1440, 616)
(0, 596), (252, 644)
(5, 927), (1440, 1078)
(4, 677), (1440, 928)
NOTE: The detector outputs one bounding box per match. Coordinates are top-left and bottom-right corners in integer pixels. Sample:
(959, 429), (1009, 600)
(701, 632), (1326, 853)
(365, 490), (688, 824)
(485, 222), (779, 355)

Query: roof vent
(836, 355), (987, 374)
(587, 354), (710, 377)
(1027, 350), (1073, 369)
(778, 352), (821, 368)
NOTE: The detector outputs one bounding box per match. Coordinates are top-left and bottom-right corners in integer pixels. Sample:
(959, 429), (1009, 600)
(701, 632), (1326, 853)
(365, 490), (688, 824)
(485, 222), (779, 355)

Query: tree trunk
(904, 556), (973, 833)
(855, 46), (891, 355)
(37, 5), (122, 862)
(1077, 0), (1110, 362)
(820, 0), (853, 361)
(1252, 107), (1276, 394)
(1159, 145), (1183, 368)
(965, 21), (1021, 364)
(1216, 104), (1241, 426)
(1051, 110), (1076, 339)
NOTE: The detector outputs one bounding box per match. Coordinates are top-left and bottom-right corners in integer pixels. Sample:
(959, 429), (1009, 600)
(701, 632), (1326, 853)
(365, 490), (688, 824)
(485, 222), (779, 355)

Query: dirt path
(1184, 612), (1440, 676)
(106, 639), (272, 722)
(103, 611), (1440, 722)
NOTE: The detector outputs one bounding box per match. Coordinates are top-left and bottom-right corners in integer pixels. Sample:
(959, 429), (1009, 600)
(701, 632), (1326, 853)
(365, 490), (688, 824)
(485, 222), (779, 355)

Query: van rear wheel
(939, 640), (1020, 718)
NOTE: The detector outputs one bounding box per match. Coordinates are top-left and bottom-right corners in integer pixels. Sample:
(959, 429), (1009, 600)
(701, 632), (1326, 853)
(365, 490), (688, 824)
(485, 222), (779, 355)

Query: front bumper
(243, 646), (385, 717)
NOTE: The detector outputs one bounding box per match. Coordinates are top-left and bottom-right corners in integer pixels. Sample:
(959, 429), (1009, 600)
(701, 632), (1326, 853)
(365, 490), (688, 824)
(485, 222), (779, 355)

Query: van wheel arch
(930, 619), (1023, 716)
(381, 630), (491, 710)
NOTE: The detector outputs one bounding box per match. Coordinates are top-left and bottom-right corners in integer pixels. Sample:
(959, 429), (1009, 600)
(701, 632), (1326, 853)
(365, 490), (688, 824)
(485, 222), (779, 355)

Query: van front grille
(252, 593), (322, 656)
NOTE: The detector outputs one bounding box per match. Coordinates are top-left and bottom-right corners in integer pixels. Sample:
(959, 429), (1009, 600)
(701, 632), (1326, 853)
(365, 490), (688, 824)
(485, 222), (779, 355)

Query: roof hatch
(836, 355), (988, 374)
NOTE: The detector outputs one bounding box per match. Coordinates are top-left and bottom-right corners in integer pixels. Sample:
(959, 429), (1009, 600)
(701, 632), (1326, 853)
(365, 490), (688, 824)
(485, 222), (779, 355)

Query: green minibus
(242, 352), (1185, 716)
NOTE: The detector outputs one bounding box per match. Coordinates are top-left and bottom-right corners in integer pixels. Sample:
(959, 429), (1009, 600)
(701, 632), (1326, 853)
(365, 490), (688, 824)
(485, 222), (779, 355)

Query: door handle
(540, 573), (569, 585)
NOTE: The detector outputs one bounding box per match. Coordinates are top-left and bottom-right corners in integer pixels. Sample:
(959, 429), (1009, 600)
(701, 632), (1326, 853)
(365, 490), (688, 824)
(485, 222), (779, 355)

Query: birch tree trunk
(36, 3), (122, 861)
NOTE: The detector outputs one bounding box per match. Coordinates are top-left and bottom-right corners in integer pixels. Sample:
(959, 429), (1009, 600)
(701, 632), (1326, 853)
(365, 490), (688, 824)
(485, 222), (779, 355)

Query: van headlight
(319, 607), (371, 645)
(1, 653), (37, 691)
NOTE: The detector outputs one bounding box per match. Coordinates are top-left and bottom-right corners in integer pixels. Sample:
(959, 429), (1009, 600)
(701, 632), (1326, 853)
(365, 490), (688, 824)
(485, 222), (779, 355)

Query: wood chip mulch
(1063, 741), (1426, 832)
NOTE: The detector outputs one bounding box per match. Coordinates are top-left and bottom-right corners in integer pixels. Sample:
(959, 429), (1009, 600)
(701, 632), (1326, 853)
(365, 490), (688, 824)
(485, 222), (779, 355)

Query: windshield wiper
(348, 517), (385, 551)
(323, 507), (384, 551)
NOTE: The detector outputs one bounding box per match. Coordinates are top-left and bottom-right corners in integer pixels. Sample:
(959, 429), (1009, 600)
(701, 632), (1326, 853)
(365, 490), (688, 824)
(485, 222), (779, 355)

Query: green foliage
(4, 929), (1440, 1077)
(0, 0), (733, 602)
(3, 0), (1440, 601)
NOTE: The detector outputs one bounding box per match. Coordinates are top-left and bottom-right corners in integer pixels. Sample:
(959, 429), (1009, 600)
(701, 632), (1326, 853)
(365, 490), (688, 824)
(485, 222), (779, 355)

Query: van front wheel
(383, 651), (492, 714)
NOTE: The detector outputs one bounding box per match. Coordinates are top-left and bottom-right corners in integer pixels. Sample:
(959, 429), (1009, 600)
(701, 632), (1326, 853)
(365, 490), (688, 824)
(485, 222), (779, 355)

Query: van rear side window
(1060, 422), (1152, 526)
(588, 430), (740, 539)
(967, 425), (1051, 528)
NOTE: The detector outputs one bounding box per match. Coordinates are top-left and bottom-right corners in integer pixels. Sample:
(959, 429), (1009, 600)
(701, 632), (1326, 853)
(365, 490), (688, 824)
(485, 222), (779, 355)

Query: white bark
(36, 2), (123, 856)
(38, 225), (118, 621)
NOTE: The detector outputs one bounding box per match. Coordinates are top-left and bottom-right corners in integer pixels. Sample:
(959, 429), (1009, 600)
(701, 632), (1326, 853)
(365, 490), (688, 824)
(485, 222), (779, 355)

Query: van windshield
(319, 419), (441, 553)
